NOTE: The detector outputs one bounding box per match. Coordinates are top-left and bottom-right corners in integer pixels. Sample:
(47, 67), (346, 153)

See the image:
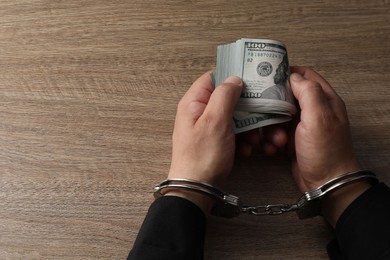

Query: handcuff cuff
(154, 170), (378, 219)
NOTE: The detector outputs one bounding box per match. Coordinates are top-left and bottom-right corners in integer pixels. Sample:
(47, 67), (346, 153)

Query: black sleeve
(327, 183), (390, 260)
(128, 196), (206, 260)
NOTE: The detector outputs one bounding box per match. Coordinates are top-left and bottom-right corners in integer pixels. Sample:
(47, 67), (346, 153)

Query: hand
(166, 72), (243, 213)
(289, 67), (361, 190)
(289, 67), (371, 226)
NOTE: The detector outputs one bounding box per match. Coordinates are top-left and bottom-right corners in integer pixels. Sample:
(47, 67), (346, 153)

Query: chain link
(241, 203), (298, 216)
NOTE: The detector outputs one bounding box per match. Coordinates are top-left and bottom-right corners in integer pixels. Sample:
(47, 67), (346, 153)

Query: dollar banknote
(213, 38), (297, 134)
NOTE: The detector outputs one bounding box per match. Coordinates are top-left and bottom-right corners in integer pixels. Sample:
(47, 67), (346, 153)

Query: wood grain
(0, 0), (389, 259)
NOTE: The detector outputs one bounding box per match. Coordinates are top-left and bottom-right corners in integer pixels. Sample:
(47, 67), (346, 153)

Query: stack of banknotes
(213, 38), (297, 134)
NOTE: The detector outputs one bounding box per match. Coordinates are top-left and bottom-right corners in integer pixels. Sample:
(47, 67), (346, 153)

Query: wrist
(321, 180), (372, 227)
(165, 190), (214, 214)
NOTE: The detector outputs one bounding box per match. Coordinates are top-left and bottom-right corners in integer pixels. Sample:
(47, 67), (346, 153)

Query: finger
(182, 71), (214, 104)
(236, 142), (253, 157)
(202, 76), (243, 124)
(290, 68), (347, 118)
(291, 66), (338, 98)
(237, 128), (261, 146)
(262, 124), (288, 149)
(262, 142), (278, 156)
(289, 73), (332, 117)
(177, 72), (214, 123)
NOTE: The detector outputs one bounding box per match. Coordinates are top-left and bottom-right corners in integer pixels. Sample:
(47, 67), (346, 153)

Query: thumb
(203, 76), (243, 123)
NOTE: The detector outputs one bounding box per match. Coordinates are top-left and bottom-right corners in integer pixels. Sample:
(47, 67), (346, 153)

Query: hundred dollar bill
(213, 38), (297, 134)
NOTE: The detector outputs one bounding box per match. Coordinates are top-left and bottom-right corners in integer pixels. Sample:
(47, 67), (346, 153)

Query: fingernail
(224, 76), (242, 86)
(290, 73), (304, 82)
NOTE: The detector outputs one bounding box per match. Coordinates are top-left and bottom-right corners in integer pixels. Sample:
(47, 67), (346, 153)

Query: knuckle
(200, 111), (230, 132)
(214, 84), (230, 97)
(319, 110), (337, 129)
(217, 82), (241, 94)
(201, 112), (220, 127)
(304, 80), (323, 93)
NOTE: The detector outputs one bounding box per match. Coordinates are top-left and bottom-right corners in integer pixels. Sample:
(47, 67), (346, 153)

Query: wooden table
(1, 1), (389, 259)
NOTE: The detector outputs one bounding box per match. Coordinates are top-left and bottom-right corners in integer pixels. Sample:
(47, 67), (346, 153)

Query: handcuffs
(154, 170), (378, 219)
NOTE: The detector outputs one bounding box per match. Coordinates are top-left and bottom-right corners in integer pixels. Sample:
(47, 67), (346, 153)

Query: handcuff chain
(241, 203), (299, 216)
